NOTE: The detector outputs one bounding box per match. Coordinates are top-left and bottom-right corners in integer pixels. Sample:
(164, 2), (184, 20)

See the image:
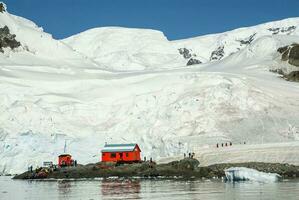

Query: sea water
(1, 176), (299, 200)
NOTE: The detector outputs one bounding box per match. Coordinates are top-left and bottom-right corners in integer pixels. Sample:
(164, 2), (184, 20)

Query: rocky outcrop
(237, 33), (256, 46)
(13, 159), (299, 180)
(268, 26), (296, 35)
(187, 58), (202, 66)
(210, 45), (225, 61)
(288, 45), (299, 66)
(275, 43), (299, 82)
(178, 48), (192, 59)
(277, 43), (299, 67)
(284, 71), (299, 82)
(0, 25), (21, 52)
(178, 48), (202, 66)
(0, 2), (6, 13)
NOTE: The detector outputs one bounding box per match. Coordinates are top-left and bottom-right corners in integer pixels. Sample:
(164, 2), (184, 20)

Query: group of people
(216, 141), (247, 148)
(216, 142), (232, 148)
(184, 152), (195, 159)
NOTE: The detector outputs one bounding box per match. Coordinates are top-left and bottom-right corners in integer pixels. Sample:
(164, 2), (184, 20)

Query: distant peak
(0, 2), (6, 13)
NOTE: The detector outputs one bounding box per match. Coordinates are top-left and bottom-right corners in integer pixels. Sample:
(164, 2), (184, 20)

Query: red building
(58, 154), (74, 167)
(101, 143), (141, 163)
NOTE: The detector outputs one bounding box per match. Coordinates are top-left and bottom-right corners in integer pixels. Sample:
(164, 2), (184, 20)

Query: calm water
(1, 176), (299, 200)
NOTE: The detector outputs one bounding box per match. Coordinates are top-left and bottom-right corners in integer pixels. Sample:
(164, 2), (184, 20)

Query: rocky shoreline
(13, 158), (299, 180)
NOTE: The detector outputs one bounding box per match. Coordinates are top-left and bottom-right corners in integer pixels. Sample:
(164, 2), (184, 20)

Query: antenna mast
(64, 140), (67, 153)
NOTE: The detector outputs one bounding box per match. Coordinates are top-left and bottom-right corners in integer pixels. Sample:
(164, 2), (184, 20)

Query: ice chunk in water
(225, 167), (281, 182)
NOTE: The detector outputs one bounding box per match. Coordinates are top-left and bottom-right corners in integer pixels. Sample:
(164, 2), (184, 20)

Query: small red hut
(101, 143), (141, 163)
(58, 154), (74, 167)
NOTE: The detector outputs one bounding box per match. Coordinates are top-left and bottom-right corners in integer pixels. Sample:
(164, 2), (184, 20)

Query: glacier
(0, 3), (299, 174)
(225, 167), (281, 182)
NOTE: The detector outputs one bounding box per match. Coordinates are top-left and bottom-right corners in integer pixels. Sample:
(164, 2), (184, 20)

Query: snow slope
(1, 5), (299, 174)
(62, 27), (185, 71)
(62, 17), (299, 71)
(172, 18), (299, 63)
(0, 8), (100, 69)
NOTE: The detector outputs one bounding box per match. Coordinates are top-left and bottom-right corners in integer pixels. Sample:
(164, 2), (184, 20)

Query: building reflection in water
(101, 179), (141, 198)
(57, 180), (72, 195)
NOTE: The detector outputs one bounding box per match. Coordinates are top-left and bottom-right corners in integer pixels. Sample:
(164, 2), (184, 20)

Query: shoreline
(13, 158), (299, 180)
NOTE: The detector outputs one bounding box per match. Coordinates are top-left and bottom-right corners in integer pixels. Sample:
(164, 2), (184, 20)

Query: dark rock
(270, 68), (284, 75)
(268, 27), (280, 35)
(288, 45), (299, 66)
(237, 33), (256, 45)
(284, 71), (299, 82)
(281, 26), (296, 34)
(187, 58), (202, 66)
(210, 46), (225, 61)
(277, 43), (299, 67)
(14, 159), (299, 180)
(268, 26), (296, 35)
(281, 49), (290, 61)
(277, 45), (289, 54)
(0, 25), (21, 52)
(178, 48), (192, 59)
(0, 2), (6, 13)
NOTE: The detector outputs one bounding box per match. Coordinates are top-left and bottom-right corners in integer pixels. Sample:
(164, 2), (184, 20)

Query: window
(126, 153), (129, 157)
(111, 153), (116, 158)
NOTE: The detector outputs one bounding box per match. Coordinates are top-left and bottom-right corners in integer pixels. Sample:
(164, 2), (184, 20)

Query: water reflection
(101, 179), (141, 199)
(57, 180), (73, 200)
(57, 180), (72, 194)
(1, 176), (299, 200)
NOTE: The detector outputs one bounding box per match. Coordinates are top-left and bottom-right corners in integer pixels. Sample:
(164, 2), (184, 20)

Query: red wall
(102, 150), (141, 162)
(58, 155), (72, 166)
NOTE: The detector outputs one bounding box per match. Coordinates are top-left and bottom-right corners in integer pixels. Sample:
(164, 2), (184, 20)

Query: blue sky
(5, 0), (299, 40)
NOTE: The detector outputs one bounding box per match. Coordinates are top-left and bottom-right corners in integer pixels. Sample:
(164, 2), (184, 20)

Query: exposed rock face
(178, 48), (192, 59)
(0, 2), (6, 13)
(178, 48), (202, 66)
(237, 33), (256, 46)
(210, 45), (224, 61)
(274, 44), (299, 82)
(187, 58), (202, 66)
(277, 43), (299, 67)
(13, 160), (299, 180)
(284, 71), (299, 82)
(268, 26), (296, 35)
(0, 25), (21, 52)
(289, 45), (299, 66)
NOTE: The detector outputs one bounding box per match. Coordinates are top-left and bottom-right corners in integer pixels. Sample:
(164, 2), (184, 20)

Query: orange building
(101, 143), (141, 163)
(58, 154), (74, 167)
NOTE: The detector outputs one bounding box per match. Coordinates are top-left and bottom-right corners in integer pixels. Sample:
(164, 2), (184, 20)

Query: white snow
(62, 27), (185, 71)
(0, 7), (299, 174)
(225, 167), (281, 182)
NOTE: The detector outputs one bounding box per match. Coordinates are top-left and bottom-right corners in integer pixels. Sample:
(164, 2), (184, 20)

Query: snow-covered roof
(101, 143), (140, 153)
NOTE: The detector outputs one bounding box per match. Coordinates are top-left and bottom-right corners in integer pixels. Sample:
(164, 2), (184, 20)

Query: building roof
(101, 143), (140, 153)
(58, 154), (71, 157)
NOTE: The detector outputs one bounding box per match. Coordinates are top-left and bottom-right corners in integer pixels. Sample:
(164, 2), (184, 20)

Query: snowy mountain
(0, 5), (100, 69)
(63, 17), (299, 70)
(62, 27), (185, 71)
(1, 2), (299, 174)
(172, 18), (299, 64)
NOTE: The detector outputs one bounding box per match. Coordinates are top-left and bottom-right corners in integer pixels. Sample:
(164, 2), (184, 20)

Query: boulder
(277, 43), (299, 67)
(284, 71), (299, 82)
(187, 58), (202, 66)
(0, 2), (6, 13)
(210, 45), (225, 61)
(288, 45), (299, 66)
(0, 25), (21, 52)
(178, 48), (192, 59)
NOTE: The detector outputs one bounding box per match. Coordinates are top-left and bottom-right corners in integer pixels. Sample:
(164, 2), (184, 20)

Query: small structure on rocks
(58, 154), (74, 167)
(101, 143), (141, 163)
